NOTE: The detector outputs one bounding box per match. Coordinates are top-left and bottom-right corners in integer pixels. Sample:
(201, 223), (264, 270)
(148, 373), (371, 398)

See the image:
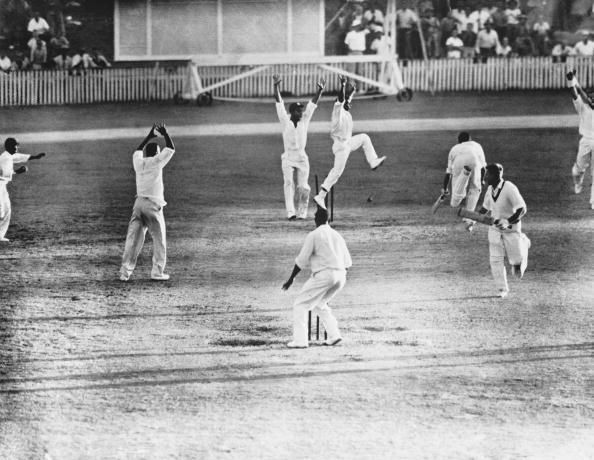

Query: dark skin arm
(311, 78), (326, 105)
(441, 173), (451, 195)
(156, 123), (174, 150)
(273, 74), (282, 103)
(337, 75), (347, 103)
(282, 264), (302, 290)
(136, 124), (157, 151)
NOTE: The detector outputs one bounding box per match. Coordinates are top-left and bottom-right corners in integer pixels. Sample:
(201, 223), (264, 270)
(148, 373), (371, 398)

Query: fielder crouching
(479, 163), (531, 298)
(282, 207), (352, 348)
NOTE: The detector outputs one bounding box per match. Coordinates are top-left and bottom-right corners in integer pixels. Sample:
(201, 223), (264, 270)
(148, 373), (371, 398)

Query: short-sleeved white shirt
(133, 147), (174, 206)
(573, 40), (594, 56)
(27, 17), (50, 33)
(446, 36), (463, 58)
(573, 97), (594, 139)
(446, 140), (486, 174)
(330, 101), (353, 145)
(483, 180), (526, 233)
(0, 151), (31, 183)
(295, 224), (352, 274)
(275, 101), (317, 162)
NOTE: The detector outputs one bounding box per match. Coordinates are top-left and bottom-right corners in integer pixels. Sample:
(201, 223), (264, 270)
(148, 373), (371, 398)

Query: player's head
(288, 102), (304, 122)
(485, 163), (504, 186)
(4, 138), (19, 154)
(457, 132), (471, 143)
(145, 142), (160, 157)
(314, 207), (329, 227)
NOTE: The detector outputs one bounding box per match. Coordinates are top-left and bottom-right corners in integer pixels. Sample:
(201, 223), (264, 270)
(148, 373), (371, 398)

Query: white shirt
(475, 29), (499, 50)
(483, 180), (526, 233)
(446, 140), (486, 174)
(573, 96), (594, 138)
(0, 151), (31, 183)
(573, 40), (594, 56)
(275, 101), (317, 162)
(446, 36), (464, 58)
(504, 8), (521, 25)
(0, 56), (11, 71)
(295, 224), (352, 274)
(344, 29), (368, 52)
(133, 147), (175, 206)
(330, 101), (353, 145)
(27, 17), (50, 33)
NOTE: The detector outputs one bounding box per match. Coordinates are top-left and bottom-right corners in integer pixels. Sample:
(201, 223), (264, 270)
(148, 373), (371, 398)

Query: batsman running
(567, 70), (594, 210)
(478, 163), (531, 298)
(273, 74), (325, 220)
(313, 75), (386, 210)
(437, 131), (486, 232)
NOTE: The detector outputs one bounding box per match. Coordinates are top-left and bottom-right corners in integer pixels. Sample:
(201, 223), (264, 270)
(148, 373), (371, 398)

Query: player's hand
(282, 279), (293, 290)
(339, 75), (347, 85)
(494, 218), (510, 230)
(440, 188), (449, 197)
(273, 74), (281, 85)
(317, 78), (326, 90)
(148, 124), (158, 138)
(16, 165), (28, 174)
(155, 123), (167, 135)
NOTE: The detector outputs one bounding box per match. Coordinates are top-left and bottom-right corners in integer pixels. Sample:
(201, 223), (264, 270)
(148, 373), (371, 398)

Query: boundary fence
(0, 56), (590, 107)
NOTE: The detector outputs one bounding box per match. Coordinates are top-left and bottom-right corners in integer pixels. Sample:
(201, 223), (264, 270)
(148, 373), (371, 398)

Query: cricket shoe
(323, 336), (343, 346)
(287, 341), (308, 349)
(119, 273), (129, 282)
(0, 237), (9, 242)
(464, 221), (475, 232)
(591, 203), (594, 210)
(287, 215), (297, 221)
(151, 273), (170, 281)
(511, 264), (522, 279)
(371, 156), (386, 170)
(498, 289), (509, 298)
(313, 195), (327, 210)
(574, 183), (583, 194)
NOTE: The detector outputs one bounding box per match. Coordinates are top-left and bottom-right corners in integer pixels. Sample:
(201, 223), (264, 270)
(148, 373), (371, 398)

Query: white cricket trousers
(321, 134), (379, 192)
(292, 268), (346, 346)
(574, 136), (594, 204)
(0, 184), (11, 239)
(450, 166), (481, 224)
(281, 154), (310, 218)
(120, 197), (167, 278)
(488, 228), (530, 292)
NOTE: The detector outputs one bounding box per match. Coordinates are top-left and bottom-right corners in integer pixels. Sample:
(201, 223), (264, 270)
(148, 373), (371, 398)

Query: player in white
(567, 70), (594, 209)
(478, 164), (531, 298)
(440, 131), (487, 232)
(273, 74), (325, 220)
(282, 207), (352, 348)
(0, 138), (46, 242)
(313, 75), (386, 210)
(120, 124), (175, 281)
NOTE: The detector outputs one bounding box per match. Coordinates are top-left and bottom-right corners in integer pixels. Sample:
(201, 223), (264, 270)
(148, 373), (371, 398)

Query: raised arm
(156, 123), (174, 150)
(337, 75), (347, 103)
(136, 124), (157, 151)
(273, 74), (282, 103)
(311, 77), (326, 105)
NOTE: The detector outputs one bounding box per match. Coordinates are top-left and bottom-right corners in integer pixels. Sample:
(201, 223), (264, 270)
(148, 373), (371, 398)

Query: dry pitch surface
(0, 92), (593, 459)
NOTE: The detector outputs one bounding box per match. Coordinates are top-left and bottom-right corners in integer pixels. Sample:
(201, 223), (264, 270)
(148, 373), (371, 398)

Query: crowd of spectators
(0, 10), (110, 74)
(333, 0), (594, 62)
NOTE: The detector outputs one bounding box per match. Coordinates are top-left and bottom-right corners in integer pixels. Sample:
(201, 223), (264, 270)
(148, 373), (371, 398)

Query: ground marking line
(11, 114), (578, 144)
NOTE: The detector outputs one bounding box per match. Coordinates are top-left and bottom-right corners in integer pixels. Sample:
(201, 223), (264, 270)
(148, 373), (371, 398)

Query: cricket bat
(431, 193), (447, 214)
(457, 208), (495, 226)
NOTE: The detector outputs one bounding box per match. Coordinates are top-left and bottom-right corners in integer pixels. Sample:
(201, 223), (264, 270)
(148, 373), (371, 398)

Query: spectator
(30, 37), (47, 70)
(497, 36), (514, 57)
(440, 11), (459, 57)
(421, 10), (441, 58)
(531, 14), (550, 56)
(490, 1), (508, 41)
(475, 21), (501, 59)
(504, 0), (522, 43)
(52, 48), (72, 70)
(91, 48), (112, 68)
(460, 22), (478, 58)
(513, 19), (537, 56)
(344, 21), (368, 56)
(27, 11), (50, 38)
(0, 51), (11, 73)
(551, 40), (574, 63)
(572, 33), (594, 56)
(396, 7), (419, 59)
(451, 5), (467, 32)
(446, 29), (464, 58)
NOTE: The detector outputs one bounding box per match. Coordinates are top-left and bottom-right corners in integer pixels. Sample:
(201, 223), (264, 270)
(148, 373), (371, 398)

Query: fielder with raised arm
(0, 138), (46, 242)
(440, 131), (487, 232)
(282, 207), (351, 348)
(273, 74), (325, 220)
(313, 75), (386, 210)
(479, 163), (531, 298)
(120, 123), (175, 281)
(567, 70), (594, 209)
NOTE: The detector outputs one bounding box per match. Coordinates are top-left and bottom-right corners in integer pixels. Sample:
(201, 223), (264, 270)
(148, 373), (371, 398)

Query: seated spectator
(551, 40), (575, 62)
(30, 37), (47, 70)
(70, 49), (98, 74)
(0, 51), (11, 73)
(446, 29), (464, 58)
(52, 48), (72, 70)
(572, 33), (594, 56)
(504, 0), (522, 43)
(475, 21), (501, 59)
(531, 14), (550, 56)
(27, 31), (42, 55)
(27, 11), (50, 38)
(49, 34), (70, 56)
(460, 22), (478, 58)
(497, 36), (514, 57)
(91, 48), (111, 68)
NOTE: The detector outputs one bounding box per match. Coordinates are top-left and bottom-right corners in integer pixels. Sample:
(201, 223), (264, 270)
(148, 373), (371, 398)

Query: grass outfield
(0, 94), (593, 459)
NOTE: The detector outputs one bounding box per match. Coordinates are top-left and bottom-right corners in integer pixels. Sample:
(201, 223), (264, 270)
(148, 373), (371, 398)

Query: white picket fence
(0, 56), (590, 106)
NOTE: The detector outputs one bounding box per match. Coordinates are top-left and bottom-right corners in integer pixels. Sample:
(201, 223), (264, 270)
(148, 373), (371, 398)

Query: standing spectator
(475, 21), (500, 59)
(451, 5), (468, 32)
(531, 14), (550, 56)
(504, 0), (522, 43)
(460, 23), (478, 58)
(513, 18), (536, 56)
(446, 29), (464, 58)
(0, 51), (11, 73)
(396, 7), (419, 59)
(119, 124), (175, 282)
(344, 21), (368, 56)
(478, 163), (531, 298)
(281, 207), (352, 348)
(572, 33), (594, 57)
(422, 10), (441, 58)
(490, 1), (508, 41)
(27, 11), (50, 38)
(440, 11), (459, 58)
(30, 37), (47, 70)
